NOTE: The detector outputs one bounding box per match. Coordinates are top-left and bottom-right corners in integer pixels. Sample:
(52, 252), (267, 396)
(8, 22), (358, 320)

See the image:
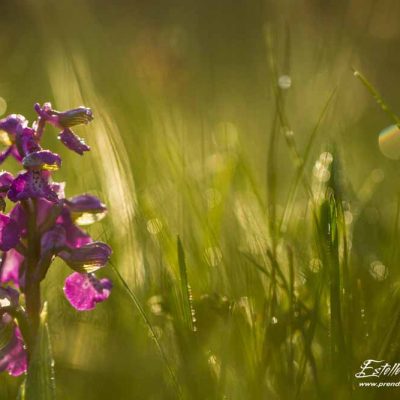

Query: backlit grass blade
(24, 303), (56, 400)
(110, 262), (182, 399)
(353, 68), (400, 125)
(177, 236), (196, 332)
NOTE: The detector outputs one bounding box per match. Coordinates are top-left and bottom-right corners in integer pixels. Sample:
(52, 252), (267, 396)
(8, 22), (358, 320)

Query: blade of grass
(177, 236), (196, 332)
(279, 88), (337, 234)
(353, 68), (400, 125)
(24, 303), (56, 400)
(110, 262), (182, 399)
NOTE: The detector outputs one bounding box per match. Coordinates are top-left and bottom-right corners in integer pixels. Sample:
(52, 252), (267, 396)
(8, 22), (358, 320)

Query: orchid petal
(0, 214), (21, 251)
(0, 324), (27, 377)
(8, 171), (59, 203)
(22, 150), (61, 171)
(0, 114), (27, 138)
(0, 249), (25, 288)
(57, 210), (91, 247)
(66, 194), (107, 225)
(41, 225), (66, 254)
(63, 272), (112, 311)
(59, 242), (111, 273)
(58, 128), (90, 155)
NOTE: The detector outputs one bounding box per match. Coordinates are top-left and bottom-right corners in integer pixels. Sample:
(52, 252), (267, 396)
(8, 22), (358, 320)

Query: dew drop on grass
(313, 165), (330, 182)
(278, 75), (292, 89)
(281, 126), (294, 138)
(369, 260), (388, 281)
(319, 151), (333, 164)
(271, 316), (278, 325)
(378, 124), (400, 159)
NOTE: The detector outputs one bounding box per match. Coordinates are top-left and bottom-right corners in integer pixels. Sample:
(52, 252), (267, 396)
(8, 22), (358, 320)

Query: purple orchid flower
(34, 103), (92, 155)
(0, 102), (112, 378)
(0, 192), (111, 309)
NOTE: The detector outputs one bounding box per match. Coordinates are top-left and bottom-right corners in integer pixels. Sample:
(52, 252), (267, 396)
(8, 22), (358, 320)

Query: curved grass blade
(16, 380), (25, 400)
(353, 68), (400, 125)
(25, 303), (56, 400)
(110, 262), (182, 399)
(279, 88), (337, 234)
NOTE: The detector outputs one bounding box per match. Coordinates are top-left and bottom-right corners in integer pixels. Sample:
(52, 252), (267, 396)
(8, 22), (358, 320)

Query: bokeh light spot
(369, 260), (388, 281)
(278, 75), (292, 89)
(0, 97), (7, 116)
(378, 124), (400, 159)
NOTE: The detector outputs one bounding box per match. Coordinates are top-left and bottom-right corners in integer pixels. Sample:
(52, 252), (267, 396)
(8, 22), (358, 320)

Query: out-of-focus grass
(2, 0), (400, 399)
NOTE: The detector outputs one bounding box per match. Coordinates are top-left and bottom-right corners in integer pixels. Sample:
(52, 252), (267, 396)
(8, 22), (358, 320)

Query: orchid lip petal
(63, 272), (112, 311)
(8, 171), (59, 203)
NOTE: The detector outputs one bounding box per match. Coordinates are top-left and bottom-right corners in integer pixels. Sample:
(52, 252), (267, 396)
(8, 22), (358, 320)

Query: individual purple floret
(34, 103), (92, 155)
(64, 272), (112, 311)
(0, 323), (27, 376)
(58, 128), (90, 155)
(0, 102), (112, 376)
(0, 287), (27, 376)
(0, 114), (28, 164)
(0, 214), (21, 251)
(0, 249), (24, 288)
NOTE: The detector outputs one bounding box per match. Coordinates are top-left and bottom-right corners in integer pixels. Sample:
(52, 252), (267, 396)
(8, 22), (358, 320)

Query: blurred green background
(2, 0), (400, 399)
